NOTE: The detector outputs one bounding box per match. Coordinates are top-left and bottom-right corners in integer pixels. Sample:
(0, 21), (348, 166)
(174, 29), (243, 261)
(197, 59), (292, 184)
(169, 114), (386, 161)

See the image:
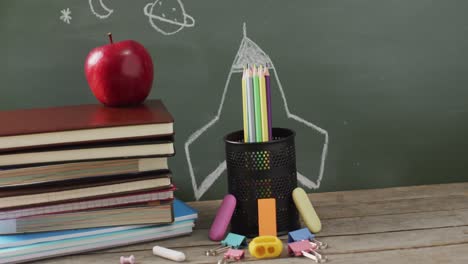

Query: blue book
(0, 199), (197, 249)
(0, 221), (195, 263)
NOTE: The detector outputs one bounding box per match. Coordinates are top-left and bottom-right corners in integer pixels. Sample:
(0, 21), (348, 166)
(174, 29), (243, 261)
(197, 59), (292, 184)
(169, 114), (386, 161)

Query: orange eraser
(258, 198), (277, 236)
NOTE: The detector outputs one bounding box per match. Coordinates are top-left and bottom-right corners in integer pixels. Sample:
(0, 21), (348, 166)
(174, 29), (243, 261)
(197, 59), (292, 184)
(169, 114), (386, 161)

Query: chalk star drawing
(144, 0), (195, 35)
(185, 23), (329, 200)
(59, 8), (72, 24)
(89, 0), (114, 19)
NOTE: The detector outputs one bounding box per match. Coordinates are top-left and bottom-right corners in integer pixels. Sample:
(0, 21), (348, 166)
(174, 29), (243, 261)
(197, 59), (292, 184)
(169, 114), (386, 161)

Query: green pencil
(252, 65), (263, 142)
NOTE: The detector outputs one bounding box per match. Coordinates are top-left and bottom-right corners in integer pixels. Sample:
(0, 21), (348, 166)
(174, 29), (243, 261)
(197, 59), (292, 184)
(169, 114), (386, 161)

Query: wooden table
(38, 183), (468, 264)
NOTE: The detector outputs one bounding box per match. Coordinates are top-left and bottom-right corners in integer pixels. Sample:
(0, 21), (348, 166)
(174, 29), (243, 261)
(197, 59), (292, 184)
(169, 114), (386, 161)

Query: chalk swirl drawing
(144, 0), (195, 35)
(89, 0), (114, 19)
(185, 23), (329, 200)
(59, 8), (72, 24)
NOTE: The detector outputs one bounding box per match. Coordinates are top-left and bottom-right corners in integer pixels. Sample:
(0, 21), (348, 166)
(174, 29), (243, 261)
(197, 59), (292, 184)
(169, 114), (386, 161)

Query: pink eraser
(209, 194), (237, 241)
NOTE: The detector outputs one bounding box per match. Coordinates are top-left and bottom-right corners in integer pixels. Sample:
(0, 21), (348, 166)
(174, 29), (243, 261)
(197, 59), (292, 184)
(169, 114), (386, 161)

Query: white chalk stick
(153, 246), (186, 262)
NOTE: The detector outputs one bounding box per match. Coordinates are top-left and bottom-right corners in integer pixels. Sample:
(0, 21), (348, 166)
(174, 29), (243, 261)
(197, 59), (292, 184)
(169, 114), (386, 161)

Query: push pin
(288, 228), (328, 249)
(217, 249), (245, 264)
(288, 240), (327, 263)
(120, 255), (135, 264)
(205, 233), (247, 256)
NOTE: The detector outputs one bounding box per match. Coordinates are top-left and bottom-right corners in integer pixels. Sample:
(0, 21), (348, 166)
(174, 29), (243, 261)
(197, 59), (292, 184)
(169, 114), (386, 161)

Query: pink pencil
(265, 68), (272, 140)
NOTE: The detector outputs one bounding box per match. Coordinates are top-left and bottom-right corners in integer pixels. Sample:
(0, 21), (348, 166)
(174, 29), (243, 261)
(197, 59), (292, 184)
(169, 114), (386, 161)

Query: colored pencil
(259, 66), (269, 142)
(265, 67), (272, 140)
(246, 67), (256, 142)
(252, 65), (263, 142)
(241, 68), (249, 142)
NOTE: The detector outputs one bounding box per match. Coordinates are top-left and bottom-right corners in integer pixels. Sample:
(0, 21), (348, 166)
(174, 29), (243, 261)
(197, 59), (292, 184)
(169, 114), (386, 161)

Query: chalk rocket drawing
(89, 0), (114, 19)
(59, 8), (72, 24)
(185, 23), (329, 200)
(144, 0), (195, 35)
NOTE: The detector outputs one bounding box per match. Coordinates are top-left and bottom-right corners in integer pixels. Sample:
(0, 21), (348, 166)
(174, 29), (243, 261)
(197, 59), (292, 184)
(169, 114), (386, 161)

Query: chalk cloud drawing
(89, 0), (114, 19)
(185, 23), (329, 200)
(59, 8), (72, 24)
(144, 0), (195, 35)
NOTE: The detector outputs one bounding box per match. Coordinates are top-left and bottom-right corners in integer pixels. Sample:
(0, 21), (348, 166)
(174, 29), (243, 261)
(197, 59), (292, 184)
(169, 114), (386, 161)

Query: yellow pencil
(242, 67), (249, 142)
(258, 65), (269, 142)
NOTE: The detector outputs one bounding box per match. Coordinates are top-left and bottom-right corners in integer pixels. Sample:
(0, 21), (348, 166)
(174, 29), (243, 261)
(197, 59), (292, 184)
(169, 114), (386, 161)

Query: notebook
(0, 139), (174, 167)
(0, 200), (197, 263)
(0, 99), (174, 152)
(0, 173), (172, 209)
(0, 202), (174, 234)
(0, 187), (175, 220)
(0, 199), (197, 249)
(0, 224), (194, 263)
(0, 157), (169, 187)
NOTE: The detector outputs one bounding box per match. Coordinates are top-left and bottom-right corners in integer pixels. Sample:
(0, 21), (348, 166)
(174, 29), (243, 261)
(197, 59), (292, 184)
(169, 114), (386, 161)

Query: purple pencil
(264, 67), (272, 140)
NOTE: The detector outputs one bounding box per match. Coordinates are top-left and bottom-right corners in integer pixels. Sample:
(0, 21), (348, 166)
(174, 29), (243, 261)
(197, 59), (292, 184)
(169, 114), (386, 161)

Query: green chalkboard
(1, 0), (468, 201)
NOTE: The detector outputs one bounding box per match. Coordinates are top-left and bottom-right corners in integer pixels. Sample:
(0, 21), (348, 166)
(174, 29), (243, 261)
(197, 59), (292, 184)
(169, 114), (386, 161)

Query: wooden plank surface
(35, 183), (468, 264)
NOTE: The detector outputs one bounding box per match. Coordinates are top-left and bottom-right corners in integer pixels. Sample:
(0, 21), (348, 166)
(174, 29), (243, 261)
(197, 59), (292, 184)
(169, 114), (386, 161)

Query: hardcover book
(0, 100), (174, 152)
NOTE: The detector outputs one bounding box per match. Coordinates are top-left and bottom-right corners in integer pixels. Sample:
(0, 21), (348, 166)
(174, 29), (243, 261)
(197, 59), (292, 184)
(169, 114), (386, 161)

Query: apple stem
(108, 32), (113, 44)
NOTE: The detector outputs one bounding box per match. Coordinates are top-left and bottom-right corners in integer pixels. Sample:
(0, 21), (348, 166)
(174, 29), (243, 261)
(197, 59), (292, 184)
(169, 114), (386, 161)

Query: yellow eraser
(248, 236), (283, 259)
(292, 187), (321, 233)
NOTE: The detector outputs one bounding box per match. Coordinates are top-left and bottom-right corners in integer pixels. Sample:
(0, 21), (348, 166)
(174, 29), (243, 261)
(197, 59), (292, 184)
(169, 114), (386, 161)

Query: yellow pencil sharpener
(248, 236), (283, 259)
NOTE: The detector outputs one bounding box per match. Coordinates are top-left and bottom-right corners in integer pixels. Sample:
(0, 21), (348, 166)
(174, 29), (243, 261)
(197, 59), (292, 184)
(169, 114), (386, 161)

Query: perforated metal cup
(224, 128), (300, 237)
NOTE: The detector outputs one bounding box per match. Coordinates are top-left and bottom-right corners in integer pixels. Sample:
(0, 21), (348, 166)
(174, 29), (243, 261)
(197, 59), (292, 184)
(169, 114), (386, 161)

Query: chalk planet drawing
(88, 0), (114, 19)
(144, 0), (195, 36)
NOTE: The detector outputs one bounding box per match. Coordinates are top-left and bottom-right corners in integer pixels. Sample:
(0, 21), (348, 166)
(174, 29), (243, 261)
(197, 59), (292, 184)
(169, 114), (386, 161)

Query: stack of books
(0, 200), (197, 263)
(0, 100), (197, 263)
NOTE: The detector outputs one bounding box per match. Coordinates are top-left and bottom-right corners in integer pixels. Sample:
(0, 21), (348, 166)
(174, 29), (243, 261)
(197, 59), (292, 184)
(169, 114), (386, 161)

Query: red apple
(85, 33), (154, 106)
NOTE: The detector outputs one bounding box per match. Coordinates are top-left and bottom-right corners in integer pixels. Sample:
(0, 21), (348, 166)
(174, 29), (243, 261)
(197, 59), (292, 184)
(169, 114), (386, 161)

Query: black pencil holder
(224, 128), (300, 237)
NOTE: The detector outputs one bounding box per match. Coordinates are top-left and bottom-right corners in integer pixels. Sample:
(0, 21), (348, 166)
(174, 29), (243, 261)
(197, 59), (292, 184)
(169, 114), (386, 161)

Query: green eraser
(292, 187), (322, 233)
